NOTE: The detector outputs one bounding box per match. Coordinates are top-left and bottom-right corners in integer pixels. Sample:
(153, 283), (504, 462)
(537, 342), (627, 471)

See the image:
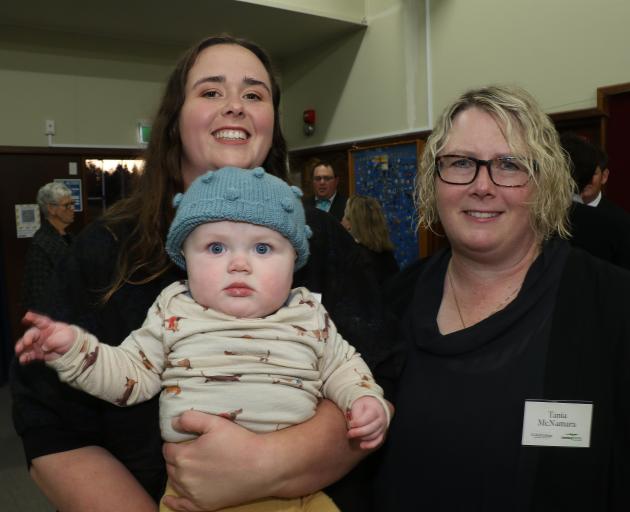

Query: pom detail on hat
(165, 167), (310, 271)
(173, 193), (184, 208)
(281, 197), (294, 212)
(225, 187), (240, 201)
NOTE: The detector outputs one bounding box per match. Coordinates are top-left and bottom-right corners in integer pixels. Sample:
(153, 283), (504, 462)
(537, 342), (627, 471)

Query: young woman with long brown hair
(11, 35), (387, 512)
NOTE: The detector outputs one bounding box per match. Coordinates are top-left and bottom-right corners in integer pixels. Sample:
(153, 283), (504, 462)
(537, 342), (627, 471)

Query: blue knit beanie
(166, 167), (311, 271)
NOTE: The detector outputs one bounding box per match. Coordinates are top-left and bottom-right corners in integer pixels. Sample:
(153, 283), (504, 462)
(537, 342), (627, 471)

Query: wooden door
(602, 90), (630, 213)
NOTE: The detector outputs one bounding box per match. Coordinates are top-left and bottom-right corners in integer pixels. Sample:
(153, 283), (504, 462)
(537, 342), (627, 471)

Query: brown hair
(101, 35), (288, 301)
(344, 195), (394, 252)
(308, 158), (337, 179)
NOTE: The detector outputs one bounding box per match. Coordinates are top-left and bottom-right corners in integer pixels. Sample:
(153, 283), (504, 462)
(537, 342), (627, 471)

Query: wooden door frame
(597, 82), (630, 150)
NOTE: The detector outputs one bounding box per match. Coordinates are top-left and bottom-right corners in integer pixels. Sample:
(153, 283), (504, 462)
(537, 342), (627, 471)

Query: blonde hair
(416, 85), (573, 240)
(344, 195), (394, 252)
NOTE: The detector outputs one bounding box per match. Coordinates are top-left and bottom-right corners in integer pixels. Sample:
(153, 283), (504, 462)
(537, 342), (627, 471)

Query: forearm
(262, 399), (368, 498)
(321, 326), (391, 427)
(164, 398), (368, 511)
(323, 353), (391, 427)
(49, 328), (160, 406)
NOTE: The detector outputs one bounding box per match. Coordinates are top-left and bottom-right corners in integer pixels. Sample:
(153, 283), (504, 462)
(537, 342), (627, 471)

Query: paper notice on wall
(15, 204), (40, 238)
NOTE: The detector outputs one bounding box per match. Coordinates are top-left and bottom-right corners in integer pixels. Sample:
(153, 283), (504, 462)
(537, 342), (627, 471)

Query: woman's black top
(373, 238), (630, 511)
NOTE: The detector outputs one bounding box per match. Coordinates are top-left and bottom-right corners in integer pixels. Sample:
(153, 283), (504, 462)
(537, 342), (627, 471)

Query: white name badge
(521, 400), (593, 448)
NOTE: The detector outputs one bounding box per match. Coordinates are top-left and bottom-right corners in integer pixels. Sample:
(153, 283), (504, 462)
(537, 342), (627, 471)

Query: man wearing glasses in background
(307, 159), (347, 222)
(21, 182), (75, 312)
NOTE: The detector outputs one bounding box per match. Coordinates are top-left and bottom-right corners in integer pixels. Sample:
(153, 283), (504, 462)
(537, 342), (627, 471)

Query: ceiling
(0, 0), (367, 67)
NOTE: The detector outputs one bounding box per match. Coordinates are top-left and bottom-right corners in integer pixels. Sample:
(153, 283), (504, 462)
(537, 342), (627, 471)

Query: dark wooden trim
(349, 137), (425, 152)
(346, 129), (431, 150)
(0, 145), (143, 157)
(596, 82), (630, 148)
(597, 82), (630, 112)
(549, 108), (606, 123)
(549, 108), (606, 148)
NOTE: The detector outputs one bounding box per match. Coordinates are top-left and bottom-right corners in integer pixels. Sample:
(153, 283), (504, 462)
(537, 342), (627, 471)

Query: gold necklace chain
(447, 263), (522, 330)
(447, 264), (467, 328)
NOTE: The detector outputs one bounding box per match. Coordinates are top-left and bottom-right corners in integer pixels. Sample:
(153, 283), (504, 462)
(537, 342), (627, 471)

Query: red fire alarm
(303, 109), (316, 136)
(303, 109), (316, 124)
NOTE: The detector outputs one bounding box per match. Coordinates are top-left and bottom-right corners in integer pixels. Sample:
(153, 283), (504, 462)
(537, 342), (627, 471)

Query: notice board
(348, 140), (423, 269)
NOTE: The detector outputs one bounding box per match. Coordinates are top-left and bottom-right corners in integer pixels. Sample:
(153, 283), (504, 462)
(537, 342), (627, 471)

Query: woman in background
(342, 194), (399, 284)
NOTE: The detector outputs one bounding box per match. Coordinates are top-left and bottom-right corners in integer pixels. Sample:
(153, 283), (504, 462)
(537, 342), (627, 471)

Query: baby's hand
(346, 396), (388, 450)
(15, 311), (76, 364)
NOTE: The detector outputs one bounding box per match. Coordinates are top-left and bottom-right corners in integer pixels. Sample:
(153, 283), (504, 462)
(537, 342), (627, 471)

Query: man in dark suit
(305, 159), (347, 222)
(560, 133), (630, 270)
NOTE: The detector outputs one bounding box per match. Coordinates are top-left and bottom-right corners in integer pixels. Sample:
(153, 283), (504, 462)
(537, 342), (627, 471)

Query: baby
(16, 166), (390, 512)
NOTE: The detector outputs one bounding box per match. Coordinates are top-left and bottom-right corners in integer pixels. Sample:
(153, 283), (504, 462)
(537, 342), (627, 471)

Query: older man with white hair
(21, 182), (75, 311)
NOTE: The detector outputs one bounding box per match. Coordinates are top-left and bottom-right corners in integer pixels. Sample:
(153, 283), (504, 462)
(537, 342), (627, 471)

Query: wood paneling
(0, 147), (140, 343)
(550, 108), (605, 146)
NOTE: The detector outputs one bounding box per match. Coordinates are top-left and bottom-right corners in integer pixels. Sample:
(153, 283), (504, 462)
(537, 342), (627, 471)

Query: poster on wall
(54, 178), (83, 212)
(349, 141), (420, 269)
(15, 204), (40, 238)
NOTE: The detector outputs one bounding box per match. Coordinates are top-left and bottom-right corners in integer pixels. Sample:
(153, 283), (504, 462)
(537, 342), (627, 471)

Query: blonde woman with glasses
(374, 85), (630, 511)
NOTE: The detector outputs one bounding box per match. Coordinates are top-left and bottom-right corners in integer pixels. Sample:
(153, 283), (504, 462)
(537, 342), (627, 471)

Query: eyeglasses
(313, 176), (335, 182)
(435, 155), (532, 188)
(51, 202), (75, 210)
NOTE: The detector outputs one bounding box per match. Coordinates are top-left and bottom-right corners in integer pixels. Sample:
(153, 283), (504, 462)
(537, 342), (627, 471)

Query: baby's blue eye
(255, 243), (271, 255)
(208, 243), (225, 254)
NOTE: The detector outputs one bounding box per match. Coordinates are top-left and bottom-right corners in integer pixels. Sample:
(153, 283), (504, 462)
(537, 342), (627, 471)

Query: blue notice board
(349, 141), (420, 269)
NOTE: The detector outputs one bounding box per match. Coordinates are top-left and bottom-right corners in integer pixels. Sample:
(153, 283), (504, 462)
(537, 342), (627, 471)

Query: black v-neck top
(374, 239), (570, 511)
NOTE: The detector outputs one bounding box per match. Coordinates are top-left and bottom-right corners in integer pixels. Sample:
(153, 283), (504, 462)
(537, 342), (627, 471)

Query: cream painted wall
(0, 49), (169, 147)
(241, 0), (366, 22)
(284, 0), (630, 151)
(3, 0), (630, 150)
(282, 0), (426, 150)
(430, 0), (630, 116)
